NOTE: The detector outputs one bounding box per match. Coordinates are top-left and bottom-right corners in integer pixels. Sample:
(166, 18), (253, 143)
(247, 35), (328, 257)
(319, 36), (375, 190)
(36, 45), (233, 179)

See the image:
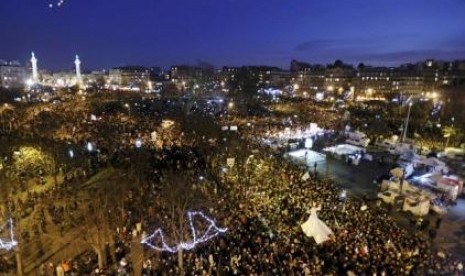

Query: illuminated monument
(75, 55), (82, 86)
(30, 52), (38, 83)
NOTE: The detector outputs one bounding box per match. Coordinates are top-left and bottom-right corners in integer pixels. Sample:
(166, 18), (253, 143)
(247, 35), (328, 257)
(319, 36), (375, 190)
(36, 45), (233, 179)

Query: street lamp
(227, 101), (234, 121)
(86, 142), (93, 152)
(135, 138), (142, 185)
(340, 189), (347, 199)
(366, 88), (373, 96)
(86, 142), (94, 172)
(340, 189), (347, 212)
(124, 103), (131, 117)
(135, 138), (142, 149)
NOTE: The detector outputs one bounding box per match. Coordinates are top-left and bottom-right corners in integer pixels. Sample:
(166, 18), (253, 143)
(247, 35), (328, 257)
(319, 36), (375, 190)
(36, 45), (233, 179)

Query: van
(345, 131), (370, 147)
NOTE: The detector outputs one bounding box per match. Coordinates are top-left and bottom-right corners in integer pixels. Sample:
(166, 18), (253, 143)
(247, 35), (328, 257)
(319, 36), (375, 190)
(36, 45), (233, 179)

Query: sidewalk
(19, 168), (116, 275)
(23, 224), (88, 275)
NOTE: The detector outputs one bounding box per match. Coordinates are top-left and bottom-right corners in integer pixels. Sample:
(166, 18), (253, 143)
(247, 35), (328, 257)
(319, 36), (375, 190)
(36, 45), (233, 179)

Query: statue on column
(75, 55), (82, 87)
(30, 52), (39, 83)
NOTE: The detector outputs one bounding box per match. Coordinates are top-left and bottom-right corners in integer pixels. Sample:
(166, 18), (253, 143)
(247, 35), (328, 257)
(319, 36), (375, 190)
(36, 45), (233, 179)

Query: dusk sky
(1, 0), (464, 71)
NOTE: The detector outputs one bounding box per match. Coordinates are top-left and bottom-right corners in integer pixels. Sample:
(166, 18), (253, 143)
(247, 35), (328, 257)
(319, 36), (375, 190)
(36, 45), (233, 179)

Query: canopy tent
(323, 144), (365, 156)
(287, 149), (326, 164)
(301, 207), (334, 244)
(416, 157), (448, 174)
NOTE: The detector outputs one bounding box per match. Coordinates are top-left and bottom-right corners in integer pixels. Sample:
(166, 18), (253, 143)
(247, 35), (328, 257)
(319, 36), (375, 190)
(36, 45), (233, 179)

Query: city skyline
(1, 0), (465, 70)
(2, 51), (465, 73)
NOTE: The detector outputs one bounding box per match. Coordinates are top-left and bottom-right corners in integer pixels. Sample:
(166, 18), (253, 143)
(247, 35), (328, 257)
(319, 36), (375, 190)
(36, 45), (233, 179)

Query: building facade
(0, 60), (29, 89)
(290, 59), (465, 98)
(109, 66), (152, 90)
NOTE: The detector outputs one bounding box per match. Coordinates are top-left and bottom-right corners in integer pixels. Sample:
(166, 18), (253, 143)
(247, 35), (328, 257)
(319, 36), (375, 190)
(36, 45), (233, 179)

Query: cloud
(361, 49), (465, 63)
(293, 33), (419, 53)
(439, 32), (465, 50)
(294, 39), (338, 51)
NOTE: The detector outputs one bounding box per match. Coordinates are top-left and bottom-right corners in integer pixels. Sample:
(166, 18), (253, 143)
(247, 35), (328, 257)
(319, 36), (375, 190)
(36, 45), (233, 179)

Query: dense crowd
(0, 96), (463, 275)
(132, 142), (463, 275)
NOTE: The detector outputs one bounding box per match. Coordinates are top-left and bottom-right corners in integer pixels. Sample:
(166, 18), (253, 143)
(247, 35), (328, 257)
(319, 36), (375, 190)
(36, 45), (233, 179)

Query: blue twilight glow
(1, 1), (464, 70)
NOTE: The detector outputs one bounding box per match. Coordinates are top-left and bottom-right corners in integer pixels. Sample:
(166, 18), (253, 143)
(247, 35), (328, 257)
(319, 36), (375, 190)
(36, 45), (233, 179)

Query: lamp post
(402, 102), (413, 143)
(135, 138), (142, 186)
(124, 103), (131, 118)
(227, 101), (234, 121)
(86, 142), (93, 173)
(340, 189), (347, 212)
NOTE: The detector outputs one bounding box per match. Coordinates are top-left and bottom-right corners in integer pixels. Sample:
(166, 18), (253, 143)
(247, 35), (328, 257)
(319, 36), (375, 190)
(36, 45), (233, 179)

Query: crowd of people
(131, 139), (463, 275)
(0, 94), (463, 275)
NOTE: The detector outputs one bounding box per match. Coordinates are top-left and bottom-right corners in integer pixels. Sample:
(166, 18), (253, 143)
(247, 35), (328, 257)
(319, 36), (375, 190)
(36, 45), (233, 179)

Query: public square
(1, 1), (465, 275)
(0, 91), (464, 275)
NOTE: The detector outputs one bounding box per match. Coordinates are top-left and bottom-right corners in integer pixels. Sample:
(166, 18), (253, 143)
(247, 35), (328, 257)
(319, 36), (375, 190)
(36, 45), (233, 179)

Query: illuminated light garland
(0, 218), (18, 251)
(141, 211), (227, 253)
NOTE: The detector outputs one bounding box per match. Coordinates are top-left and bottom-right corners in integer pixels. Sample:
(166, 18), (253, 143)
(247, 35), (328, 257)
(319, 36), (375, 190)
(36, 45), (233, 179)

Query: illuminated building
(0, 60), (28, 89)
(109, 66), (152, 90)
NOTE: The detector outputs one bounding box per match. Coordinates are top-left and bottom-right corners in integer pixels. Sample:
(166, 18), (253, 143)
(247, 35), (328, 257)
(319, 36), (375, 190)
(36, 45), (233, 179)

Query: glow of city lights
(0, 218), (18, 251)
(141, 211), (227, 253)
(26, 79), (34, 86)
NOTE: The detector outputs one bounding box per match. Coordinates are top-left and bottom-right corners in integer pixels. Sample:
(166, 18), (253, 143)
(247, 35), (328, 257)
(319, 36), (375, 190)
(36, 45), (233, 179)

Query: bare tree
(151, 172), (212, 274)
(80, 194), (114, 270)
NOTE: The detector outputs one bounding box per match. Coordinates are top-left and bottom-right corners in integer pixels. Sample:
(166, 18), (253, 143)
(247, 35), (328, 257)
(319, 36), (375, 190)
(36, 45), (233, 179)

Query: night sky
(1, 0), (464, 71)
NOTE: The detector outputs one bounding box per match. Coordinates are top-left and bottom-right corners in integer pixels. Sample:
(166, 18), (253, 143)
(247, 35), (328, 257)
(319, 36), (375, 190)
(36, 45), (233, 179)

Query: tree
(162, 82), (180, 99)
(333, 59), (344, 68)
(80, 195), (113, 271)
(0, 103), (15, 133)
(12, 146), (54, 177)
(442, 126), (459, 147)
(147, 172), (211, 274)
(95, 75), (106, 89)
(0, 88), (21, 103)
(0, 213), (22, 275)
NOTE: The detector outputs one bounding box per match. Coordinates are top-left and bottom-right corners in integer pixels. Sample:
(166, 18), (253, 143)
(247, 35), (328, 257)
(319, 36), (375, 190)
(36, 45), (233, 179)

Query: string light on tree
(141, 211), (227, 253)
(0, 218), (18, 251)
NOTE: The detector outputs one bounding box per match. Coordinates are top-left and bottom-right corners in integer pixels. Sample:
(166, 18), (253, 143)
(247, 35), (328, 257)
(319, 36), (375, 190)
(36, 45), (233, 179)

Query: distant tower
(75, 55), (82, 86)
(30, 52), (38, 82)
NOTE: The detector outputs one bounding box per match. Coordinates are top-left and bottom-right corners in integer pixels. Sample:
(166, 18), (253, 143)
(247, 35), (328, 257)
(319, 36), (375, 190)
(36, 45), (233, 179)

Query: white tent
(301, 207), (334, 244)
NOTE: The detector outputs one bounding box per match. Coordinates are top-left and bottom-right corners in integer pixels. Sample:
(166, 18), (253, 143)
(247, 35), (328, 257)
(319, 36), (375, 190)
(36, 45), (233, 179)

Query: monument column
(30, 52), (38, 83)
(75, 55), (82, 86)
